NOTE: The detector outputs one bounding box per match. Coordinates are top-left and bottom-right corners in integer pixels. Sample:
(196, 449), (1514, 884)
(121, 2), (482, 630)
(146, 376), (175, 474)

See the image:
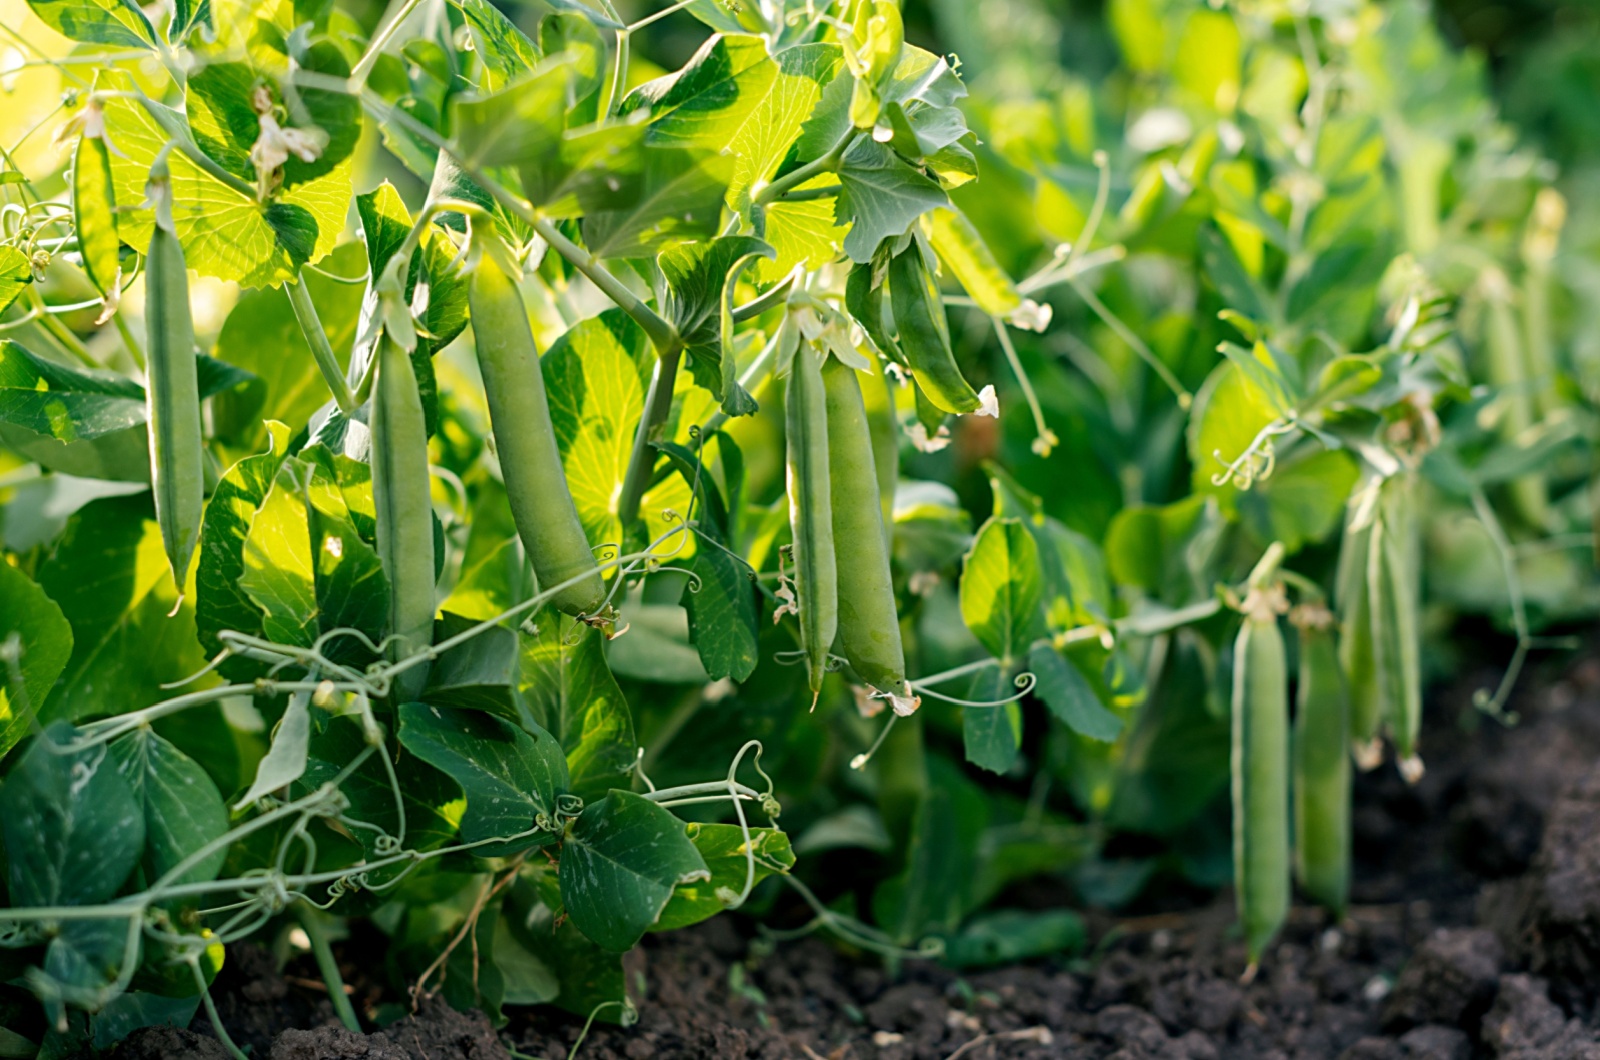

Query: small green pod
(370, 330), (437, 701)
(73, 131), (120, 301)
(1232, 602), (1290, 967)
(144, 223), (204, 592)
(469, 244), (608, 619)
(784, 342), (837, 701)
(1335, 514), (1382, 748)
(821, 355), (908, 700)
(1482, 275), (1549, 528)
(1370, 513), (1423, 767)
(1293, 610), (1350, 915)
(888, 242), (983, 416)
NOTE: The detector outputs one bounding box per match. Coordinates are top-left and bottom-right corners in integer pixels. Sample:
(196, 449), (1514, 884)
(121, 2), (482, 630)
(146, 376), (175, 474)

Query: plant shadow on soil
(115, 641), (1600, 1060)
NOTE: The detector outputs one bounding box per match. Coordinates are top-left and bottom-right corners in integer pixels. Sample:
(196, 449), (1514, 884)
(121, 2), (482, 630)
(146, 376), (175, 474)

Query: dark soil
(115, 653), (1600, 1060)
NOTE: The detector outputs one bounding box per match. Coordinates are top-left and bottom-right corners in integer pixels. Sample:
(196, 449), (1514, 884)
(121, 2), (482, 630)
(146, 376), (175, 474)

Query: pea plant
(0, 0), (1589, 1051)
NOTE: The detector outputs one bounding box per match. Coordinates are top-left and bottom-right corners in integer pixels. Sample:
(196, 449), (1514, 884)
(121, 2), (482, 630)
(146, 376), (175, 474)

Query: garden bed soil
(116, 649), (1600, 1060)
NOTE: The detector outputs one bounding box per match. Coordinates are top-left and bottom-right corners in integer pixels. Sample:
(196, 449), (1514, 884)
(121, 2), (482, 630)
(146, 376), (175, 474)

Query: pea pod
(1232, 587), (1289, 968)
(1335, 509), (1381, 750)
(785, 341), (837, 702)
(469, 241), (608, 619)
(888, 241), (983, 416)
(821, 354), (911, 705)
(1482, 271), (1549, 528)
(73, 126), (121, 305)
(1369, 485), (1423, 772)
(370, 328), (437, 700)
(144, 219), (204, 593)
(1292, 607), (1350, 915)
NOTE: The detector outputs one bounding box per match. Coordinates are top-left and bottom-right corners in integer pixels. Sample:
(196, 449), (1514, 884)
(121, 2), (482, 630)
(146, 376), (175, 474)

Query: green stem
(32, 294), (97, 367)
(288, 272), (357, 413)
(111, 310), (146, 370)
(530, 216), (677, 351)
(194, 961), (249, 1060)
(754, 133), (855, 206)
(296, 906), (362, 1033)
(351, 0), (425, 89)
(616, 341), (684, 526)
(730, 272), (795, 322)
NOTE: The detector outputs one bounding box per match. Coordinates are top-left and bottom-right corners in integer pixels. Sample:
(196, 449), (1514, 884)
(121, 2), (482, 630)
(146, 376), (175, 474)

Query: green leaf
(450, 59), (571, 170)
(1103, 494), (1220, 604)
(453, 0), (542, 91)
(518, 119), (648, 219)
(541, 311), (692, 551)
(927, 207), (1020, 316)
(234, 689), (311, 809)
(38, 918), (137, 1017)
(727, 44), (843, 209)
(659, 235), (775, 350)
(397, 702), (568, 854)
(962, 666), (1022, 774)
(960, 517), (1045, 664)
(938, 909), (1086, 969)
(425, 612), (525, 720)
(99, 69), (350, 287)
(1238, 448), (1360, 554)
(1198, 223), (1271, 327)
(195, 421), (292, 669)
(37, 494), (211, 722)
(0, 246), (29, 316)
(1, 722), (144, 906)
(1186, 359), (1278, 500)
(72, 135), (121, 300)
(0, 562), (72, 761)
(492, 911), (559, 1006)
(503, 875), (627, 1021)
(835, 138), (948, 263)
(109, 728), (228, 885)
(872, 759), (987, 944)
(653, 824), (794, 932)
(91, 992), (201, 1050)
(1029, 643), (1122, 742)
(560, 790), (710, 951)
(621, 35), (775, 152)
(581, 148), (733, 259)
(520, 610), (637, 802)
(25, 0), (156, 48)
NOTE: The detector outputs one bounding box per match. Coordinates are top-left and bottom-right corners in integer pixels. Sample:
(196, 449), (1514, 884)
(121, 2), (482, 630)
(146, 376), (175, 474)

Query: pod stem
(617, 341), (684, 526)
(1246, 542), (1286, 590)
(288, 272), (357, 414)
(296, 905), (361, 1033)
(530, 216), (678, 353)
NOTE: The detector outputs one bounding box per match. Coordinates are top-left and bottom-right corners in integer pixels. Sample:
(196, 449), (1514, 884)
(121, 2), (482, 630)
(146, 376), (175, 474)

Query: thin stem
(351, 0), (425, 89)
(195, 961), (249, 1060)
(1067, 277), (1191, 408)
(111, 311), (147, 370)
(530, 216), (677, 351)
(731, 270), (796, 322)
(754, 132), (855, 206)
(33, 296), (98, 367)
(297, 906), (362, 1032)
(993, 317), (1056, 453)
(288, 272), (357, 413)
(602, 28), (630, 119)
(617, 343), (684, 526)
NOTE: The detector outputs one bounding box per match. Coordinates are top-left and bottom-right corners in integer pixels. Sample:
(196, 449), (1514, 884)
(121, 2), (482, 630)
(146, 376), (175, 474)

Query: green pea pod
(469, 243), (608, 619)
(845, 259), (904, 366)
(785, 342), (837, 702)
(144, 223), (204, 593)
(371, 330), (437, 701)
(821, 355), (909, 702)
(1232, 603), (1289, 968)
(1370, 505), (1423, 770)
(1483, 274), (1549, 528)
(1335, 514), (1381, 748)
(73, 130), (120, 303)
(888, 241), (984, 416)
(1293, 612), (1350, 916)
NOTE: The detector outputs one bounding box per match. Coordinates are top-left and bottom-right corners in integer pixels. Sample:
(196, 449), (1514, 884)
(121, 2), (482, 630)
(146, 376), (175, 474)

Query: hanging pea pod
(1335, 500), (1382, 757)
(72, 115), (121, 318)
(784, 341), (837, 704)
(1232, 552), (1289, 972)
(370, 326), (437, 701)
(468, 234), (609, 620)
(143, 168), (204, 595)
(1370, 480), (1423, 778)
(888, 240), (986, 416)
(1481, 269), (1549, 529)
(822, 355), (915, 712)
(1292, 604), (1350, 916)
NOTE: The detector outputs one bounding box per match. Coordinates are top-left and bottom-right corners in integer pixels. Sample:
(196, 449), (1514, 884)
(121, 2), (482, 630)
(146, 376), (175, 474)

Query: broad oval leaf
(559, 790), (710, 952)
(109, 727), (228, 884)
(1028, 642), (1123, 742)
(0, 562), (72, 760)
(652, 824), (794, 932)
(960, 517), (1045, 664)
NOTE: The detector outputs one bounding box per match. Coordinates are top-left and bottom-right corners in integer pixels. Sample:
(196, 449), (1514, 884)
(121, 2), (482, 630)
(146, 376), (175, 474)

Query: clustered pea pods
(468, 232), (609, 621)
(887, 240), (985, 416)
(784, 340), (837, 703)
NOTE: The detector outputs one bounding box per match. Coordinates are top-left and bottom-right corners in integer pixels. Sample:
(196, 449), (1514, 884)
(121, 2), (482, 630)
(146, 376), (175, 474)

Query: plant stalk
(288, 272), (357, 413)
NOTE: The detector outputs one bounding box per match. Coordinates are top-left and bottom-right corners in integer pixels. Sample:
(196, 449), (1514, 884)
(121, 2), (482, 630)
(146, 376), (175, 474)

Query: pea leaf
(727, 43), (843, 210)
(621, 35), (775, 152)
(37, 494), (211, 722)
(960, 517), (1045, 664)
(963, 666), (1021, 774)
(872, 759), (987, 944)
(425, 612), (525, 720)
(98, 69), (351, 288)
(25, 0), (157, 49)
(503, 876), (628, 1021)
(0, 723), (144, 907)
(580, 148), (732, 259)
(450, 59), (571, 170)
(453, 0), (542, 91)
(72, 136), (121, 301)
(1028, 642), (1122, 742)
(109, 728), (228, 884)
(0, 246), (29, 316)
(1186, 359), (1279, 501)
(234, 689), (311, 809)
(835, 138), (948, 263)
(559, 790), (710, 952)
(397, 702), (569, 855)
(541, 311), (692, 552)
(520, 609), (637, 801)
(0, 562), (72, 761)
(658, 235), (773, 406)
(652, 824), (794, 932)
